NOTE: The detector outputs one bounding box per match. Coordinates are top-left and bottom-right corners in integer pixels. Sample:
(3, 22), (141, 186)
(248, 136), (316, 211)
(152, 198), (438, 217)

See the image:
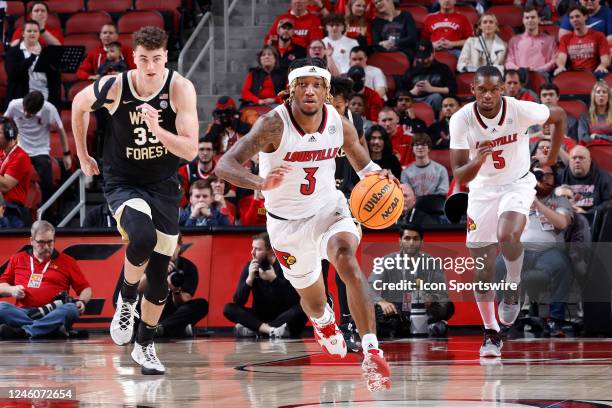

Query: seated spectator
(371, 0), (417, 58)
(97, 42), (129, 77)
(397, 183), (444, 225)
(83, 204), (116, 228)
(505, 7), (557, 74)
(10, 2), (63, 47)
(76, 23), (135, 81)
(400, 40), (457, 116)
(178, 136), (216, 207)
(274, 18), (307, 74)
(394, 91), (427, 132)
(369, 223), (454, 338)
(557, 145), (612, 217)
(349, 46), (386, 98)
(265, 0), (324, 49)
(346, 65), (383, 121)
(5, 91), (70, 206)
(365, 124), (402, 178)
(322, 13), (360, 74)
(428, 96), (460, 149)
(205, 174), (236, 224)
(179, 180), (230, 227)
(504, 69), (538, 102)
(0, 117), (32, 228)
(0, 221), (92, 339)
(205, 97), (250, 154)
(421, 0), (473, 57)
(534, 84), (579, 142)
(531, 138), (569, 167)
(554, 6), (609, 79)
(457, 13), (506, 73)
(578, 81), (612, 144)
(5, 21), (61, 109)
(241, 46), (287, 108)
(400, 133), (449, 197)
(223, 232), (307, 338)
(558, 0), (612, 43)
(344, 0), (373, 46)
(307, 39), (341, 75)
(348, 93), (374, 132)
(378, 106), (421, 166)
(239, 190), (267, 226)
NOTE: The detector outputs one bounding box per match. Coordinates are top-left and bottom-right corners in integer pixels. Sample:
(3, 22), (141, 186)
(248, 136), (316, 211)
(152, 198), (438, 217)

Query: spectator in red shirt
(241, 46), (287, 107)
(344, 0), (373, 46)
(76, 23), (136, 81)
(378, 106), (416, 166)
(0, 221), (92, 339)
(178, 135), (216, 208)
(554, 6), (610, 79)
(10, 2), (63, 47)
(421, 0), (473, 57)
(239, 190), (267, 225)
(346, 65), (383, 121)
(265, 0), (324, 49)
(504, 69), (539, 102)
(0, 117), (32, 228)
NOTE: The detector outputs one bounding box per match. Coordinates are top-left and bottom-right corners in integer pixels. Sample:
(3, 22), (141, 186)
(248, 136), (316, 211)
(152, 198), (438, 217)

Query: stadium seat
(49, 130), (77, 161)
(528, 70), (548, 94)
(135, 0), (183, 32)
(588, 144), (612, 172)
(455, 6), (478, 26)
(552, 71), (597, 99)
(539, 24), (559, 38)
(488, 5), (523, 28)
(63, 34), (101, 56)
(50, 156), (62, 186)
(558, 100), (588, 119)
(499, 25), (515, 43)
(60, 109), (96, 139)
(118, 11), (165, 33)
(44, 0), (85, 14)
(386, 75), (396, 98)
(413, 101), (434, 127)
(66, 11), (112, 35)
(399, 0), (434, 7)
(86, 0), (133, 13)
(118, 33), (134, 46)
(7, 1), (26, 16)
(402, 6), (427, 30)
(15, 13), (62, 31)
(429, 149), (451, 175)
(456, 72), (475, 100)
(434, 51), (457, 73)
(26, 180), (42, 212)
(368, 52), (410, 76)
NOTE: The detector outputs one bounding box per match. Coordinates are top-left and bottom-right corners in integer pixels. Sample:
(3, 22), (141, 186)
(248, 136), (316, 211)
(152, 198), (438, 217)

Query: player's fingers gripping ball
(350, 175), (404, 229)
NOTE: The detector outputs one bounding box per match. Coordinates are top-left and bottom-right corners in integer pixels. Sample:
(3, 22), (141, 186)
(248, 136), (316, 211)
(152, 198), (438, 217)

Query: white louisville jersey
(260, 103), (345, 220)
(449, 96), (550, 189)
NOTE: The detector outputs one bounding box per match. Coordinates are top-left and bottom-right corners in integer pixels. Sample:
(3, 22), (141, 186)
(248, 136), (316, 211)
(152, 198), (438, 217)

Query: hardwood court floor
(1, 335), (612, 407)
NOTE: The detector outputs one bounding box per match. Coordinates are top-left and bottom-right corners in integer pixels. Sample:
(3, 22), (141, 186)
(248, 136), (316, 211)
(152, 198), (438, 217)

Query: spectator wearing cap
(349, 46), (387, 98)
(322, 13), (360, 74)
(346, 65), (383, 121)
(400, 133), (449, 198)
(371, 0), (417, 58)
(76, 23), (135, 81)
(503, 69), (538, 102)
(421, 0), (473, 57)
(394, 90), (427, 133)
(241, 46), (287, 108)
(205, 96), (250, 155)
(265, 0), (324, 49)
(428, 96), (460, 150)
(274, 18), (307, 73)
(400, 40), (457, 117)
(0, 117), (32, 228)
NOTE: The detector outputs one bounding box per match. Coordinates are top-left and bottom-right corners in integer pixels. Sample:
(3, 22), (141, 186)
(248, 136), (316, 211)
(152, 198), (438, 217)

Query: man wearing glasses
(0, 220), (92, 339)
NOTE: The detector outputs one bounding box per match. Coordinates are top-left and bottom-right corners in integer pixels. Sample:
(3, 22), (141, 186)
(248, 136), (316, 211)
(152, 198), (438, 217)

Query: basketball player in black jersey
(71, 27), (199, 375)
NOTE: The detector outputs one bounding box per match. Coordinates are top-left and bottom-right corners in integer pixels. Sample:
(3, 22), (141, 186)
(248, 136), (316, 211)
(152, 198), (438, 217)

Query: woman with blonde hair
(578, 81), (612, 144)
(457, 13), (506, 73)
(344, 0), (373, 46)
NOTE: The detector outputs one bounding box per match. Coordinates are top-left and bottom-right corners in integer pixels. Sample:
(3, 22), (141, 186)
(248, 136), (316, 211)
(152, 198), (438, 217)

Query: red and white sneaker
(312, 318), (347, 359)
(362, 349), (392, 392)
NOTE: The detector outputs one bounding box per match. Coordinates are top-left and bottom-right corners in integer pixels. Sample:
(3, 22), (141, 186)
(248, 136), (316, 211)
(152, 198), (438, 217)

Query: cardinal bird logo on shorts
(467, 216), (477, 232)
(273, 248), (297, 269)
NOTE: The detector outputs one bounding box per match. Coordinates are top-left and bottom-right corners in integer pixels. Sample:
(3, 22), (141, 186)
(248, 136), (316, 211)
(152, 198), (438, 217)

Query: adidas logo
(308, 135), (317, 142)
(491, 128), (497, 133)
(309, 67), (317, 72)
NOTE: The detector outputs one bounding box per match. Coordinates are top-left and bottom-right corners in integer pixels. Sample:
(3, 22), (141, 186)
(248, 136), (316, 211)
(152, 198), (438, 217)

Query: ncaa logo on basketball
(160, 100), (168, 109)
(381, 196), (400, 220)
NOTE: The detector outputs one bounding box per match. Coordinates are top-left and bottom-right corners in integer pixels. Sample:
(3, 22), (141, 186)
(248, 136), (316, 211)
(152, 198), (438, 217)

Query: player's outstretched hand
(261, 164), (292, 191)
(78, 154), (100, 176)
(476, 140), (493, 164)
(365, 169), (400, 187)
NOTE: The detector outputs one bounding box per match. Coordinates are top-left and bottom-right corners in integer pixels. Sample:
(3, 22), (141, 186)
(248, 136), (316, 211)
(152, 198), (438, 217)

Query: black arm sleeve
(233, 261), (252, 306)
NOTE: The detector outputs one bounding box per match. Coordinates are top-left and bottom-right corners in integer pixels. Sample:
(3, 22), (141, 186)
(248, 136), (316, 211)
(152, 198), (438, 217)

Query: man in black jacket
(223, 232), (307, 338)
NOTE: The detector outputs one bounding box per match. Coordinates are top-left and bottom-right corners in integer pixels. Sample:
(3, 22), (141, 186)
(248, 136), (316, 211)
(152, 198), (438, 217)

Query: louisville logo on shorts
(466, 216), (477, 232)
(273, 248), (297, 269)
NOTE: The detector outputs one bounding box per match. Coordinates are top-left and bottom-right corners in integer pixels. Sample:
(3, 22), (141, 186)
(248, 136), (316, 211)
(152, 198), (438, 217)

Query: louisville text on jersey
(283, 147), (341, 162)
(475, 133), (518, 148)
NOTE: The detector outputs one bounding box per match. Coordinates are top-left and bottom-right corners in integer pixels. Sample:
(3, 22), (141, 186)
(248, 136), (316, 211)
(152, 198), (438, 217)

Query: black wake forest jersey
(104, 69), (180, 185)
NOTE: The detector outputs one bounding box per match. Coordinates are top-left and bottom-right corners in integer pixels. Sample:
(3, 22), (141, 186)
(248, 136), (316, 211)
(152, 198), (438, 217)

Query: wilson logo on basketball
(364, 184), (391, 212)
(381, 196), (400, 220)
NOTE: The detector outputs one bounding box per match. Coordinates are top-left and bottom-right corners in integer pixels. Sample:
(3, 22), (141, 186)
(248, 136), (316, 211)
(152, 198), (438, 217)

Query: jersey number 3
(301, 168), (318, 195)
(492, 150), (506, 169)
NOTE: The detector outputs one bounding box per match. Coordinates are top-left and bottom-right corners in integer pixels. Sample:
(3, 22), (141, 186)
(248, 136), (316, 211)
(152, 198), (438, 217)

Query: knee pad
(121, 206), (157, 266)
(144, 252), (170, 305)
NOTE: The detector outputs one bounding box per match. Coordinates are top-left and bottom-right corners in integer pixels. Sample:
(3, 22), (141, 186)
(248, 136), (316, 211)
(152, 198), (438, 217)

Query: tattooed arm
(216, 111), (288, 190)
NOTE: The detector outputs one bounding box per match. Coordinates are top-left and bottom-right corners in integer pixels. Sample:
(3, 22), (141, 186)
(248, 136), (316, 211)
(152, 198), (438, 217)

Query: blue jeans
(0, 301), (79, 338)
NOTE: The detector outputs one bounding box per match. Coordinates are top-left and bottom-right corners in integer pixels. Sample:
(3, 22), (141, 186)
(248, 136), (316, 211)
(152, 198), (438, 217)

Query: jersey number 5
(301, 168), (318, 195)
(492, 150), (506, 169)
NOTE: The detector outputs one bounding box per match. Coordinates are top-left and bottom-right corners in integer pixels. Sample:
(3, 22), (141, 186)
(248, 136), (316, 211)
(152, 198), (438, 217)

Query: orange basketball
(349, 175), (404, 229)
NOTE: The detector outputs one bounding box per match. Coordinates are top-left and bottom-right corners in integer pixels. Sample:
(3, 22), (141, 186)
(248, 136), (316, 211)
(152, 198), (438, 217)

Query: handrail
(178, 12), (215, 93)
(37, 169), (86, 228)
(225, 0), (256, 71)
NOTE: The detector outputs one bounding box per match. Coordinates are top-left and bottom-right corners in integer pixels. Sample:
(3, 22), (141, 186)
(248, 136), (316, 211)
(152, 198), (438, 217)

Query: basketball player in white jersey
(450, 66), (566, 357)
(216, 58), (395, 392)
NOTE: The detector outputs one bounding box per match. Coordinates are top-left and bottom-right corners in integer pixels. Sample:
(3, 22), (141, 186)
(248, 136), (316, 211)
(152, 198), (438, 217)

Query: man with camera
(223, 232), (307, 338)
(0, 221), (92, 339)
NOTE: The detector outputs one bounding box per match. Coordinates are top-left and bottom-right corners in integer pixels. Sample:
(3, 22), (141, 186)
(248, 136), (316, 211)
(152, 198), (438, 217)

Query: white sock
(475, 290), (500, 332)
(503, 250), (524, 285)
(361, 333), (379, 353)
(311, 305), (334, 326)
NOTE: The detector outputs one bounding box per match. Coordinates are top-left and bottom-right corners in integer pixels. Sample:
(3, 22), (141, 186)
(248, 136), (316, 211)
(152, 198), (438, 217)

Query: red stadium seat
(402, 6), (428, 30)
(429, 149), (451, 175)
(435, 50), (457, 73)
(49, 131), (77, 161)
(42, 0), (85, 14)
(87, 0), (133, 13)
(135, 0), (183, 31)
(368, 52), (410, 76)
(64, 34), (101, 56)
(558, 100), (588, 119)
(456, 72), (475, 99)
(413, 101), (434, 127)
(118, 33), (133, 46)
(588, 144), (612, 172)
(499, 25), (515, 43)
(60, 109), (97, 138)
(553, 71), (597, 98)
(50, 156), (62, 186)
(539, 24), (559, 38)
(455, 6), (478, 27)
(118, 11), (164, 33)
(488, 5), (523, 28)
(7, 1), (26, 16)
(528, 70), (548, 94)
(399, 0), (434, 7)
(386, 75), (396, 98)
(26, 181), (42, 212)
(66, 11), (112, 35)
(15, 13), (62, 31)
